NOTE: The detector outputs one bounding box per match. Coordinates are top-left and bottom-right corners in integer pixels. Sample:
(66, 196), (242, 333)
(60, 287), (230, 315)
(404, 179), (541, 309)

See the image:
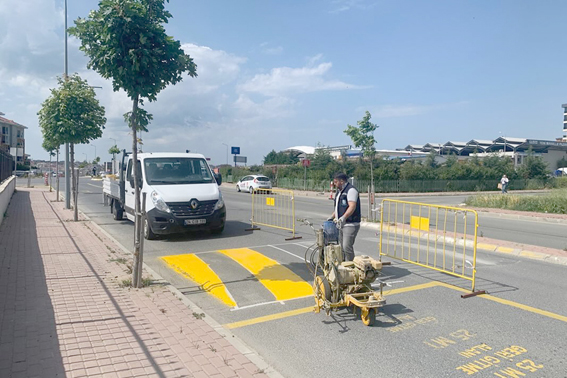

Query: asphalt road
(20, 177), (567, 377)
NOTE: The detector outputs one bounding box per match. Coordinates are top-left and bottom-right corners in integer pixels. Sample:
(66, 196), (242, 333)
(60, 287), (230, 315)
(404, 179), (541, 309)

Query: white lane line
(87, 183), (102, 189)
(187, 241), (315, 256)
(268, 245), (308, 262)
(230, 295), (312, 311)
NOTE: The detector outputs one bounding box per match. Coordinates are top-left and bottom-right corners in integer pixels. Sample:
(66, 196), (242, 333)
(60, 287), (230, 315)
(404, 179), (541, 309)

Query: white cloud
(239, 60), (367, 97)
(329, 0), (377, 14)
(360, 101), (469, 118)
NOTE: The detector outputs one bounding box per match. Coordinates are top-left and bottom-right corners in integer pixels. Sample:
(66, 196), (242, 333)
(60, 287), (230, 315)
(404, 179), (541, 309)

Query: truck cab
(116, 152), (225, 239)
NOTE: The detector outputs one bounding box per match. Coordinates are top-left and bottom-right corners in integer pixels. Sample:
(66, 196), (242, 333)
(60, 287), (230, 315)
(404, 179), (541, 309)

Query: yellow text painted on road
(161, 254), (236, 307)
(219, 248), (313, 301)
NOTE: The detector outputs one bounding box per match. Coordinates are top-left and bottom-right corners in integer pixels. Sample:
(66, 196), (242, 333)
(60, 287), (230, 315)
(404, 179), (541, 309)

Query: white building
(0, 113), (27, 164)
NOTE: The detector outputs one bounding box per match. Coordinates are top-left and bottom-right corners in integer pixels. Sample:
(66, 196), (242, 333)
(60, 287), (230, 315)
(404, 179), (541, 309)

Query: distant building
(561, 104), (567, 142)
(0, 113), (27, 165)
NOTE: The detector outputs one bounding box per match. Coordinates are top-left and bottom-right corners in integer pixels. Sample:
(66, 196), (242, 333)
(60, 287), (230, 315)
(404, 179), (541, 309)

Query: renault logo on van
(190, 199), (199, 209)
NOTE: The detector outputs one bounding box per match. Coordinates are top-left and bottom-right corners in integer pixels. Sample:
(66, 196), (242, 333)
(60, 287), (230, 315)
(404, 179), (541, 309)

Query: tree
(38, 74), (106, 221)
(42, 139), (59, 193)
(69, 0), (197, 287)
(345, 111), (378, 192)
(517, 148), (548, 179)
(109, 145), (121, 175)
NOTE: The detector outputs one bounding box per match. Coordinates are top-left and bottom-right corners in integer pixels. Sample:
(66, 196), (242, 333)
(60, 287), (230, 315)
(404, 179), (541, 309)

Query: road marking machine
(303, 220), (388, 326)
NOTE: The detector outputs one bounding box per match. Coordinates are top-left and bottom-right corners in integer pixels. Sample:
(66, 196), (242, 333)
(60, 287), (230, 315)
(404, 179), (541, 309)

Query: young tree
(38, 75), (106, 221)
(69, 0), (197, 287)
(345, 111), (379, 192)
(42, 139), (59, 192)
(109, 145), (121, 175)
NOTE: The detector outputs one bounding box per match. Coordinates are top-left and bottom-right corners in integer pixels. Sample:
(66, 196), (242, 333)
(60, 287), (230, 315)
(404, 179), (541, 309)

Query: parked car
(236, 175), (272, 193)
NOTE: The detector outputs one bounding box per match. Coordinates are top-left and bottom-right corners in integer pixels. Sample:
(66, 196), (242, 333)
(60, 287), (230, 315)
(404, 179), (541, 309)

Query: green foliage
(37, 74), (106, 146)
(516, 149), (548, 180)
(344, 111), (378, 158)
(69, 0), (197, 103)
(108, 145), (121, 155)
(465, 189), (567, 214)
(263, 150), (299, 165)
(557, 157), (567, 168)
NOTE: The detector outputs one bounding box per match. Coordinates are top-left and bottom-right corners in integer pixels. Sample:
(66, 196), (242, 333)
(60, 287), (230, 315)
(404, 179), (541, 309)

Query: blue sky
(2, 0), (567, 165)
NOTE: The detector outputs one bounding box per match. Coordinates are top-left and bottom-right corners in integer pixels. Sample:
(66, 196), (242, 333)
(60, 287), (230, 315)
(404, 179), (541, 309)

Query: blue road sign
(231, 147), (240, 155)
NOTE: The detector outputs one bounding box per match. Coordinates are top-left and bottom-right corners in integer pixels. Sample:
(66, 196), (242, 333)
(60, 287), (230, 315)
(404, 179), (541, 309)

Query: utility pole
(222, 143), (228, 166)
(64, 0), (71, 209)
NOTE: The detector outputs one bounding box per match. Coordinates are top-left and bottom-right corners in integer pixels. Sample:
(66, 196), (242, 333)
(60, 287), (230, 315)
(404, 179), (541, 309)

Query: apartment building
(0, 113), (27, 164)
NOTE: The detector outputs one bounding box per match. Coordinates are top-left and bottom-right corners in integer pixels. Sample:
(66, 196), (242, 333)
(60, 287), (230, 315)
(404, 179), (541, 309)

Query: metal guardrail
(0, 150), (14, 183)
(379, 199), (483, 296)
(246, 188), (301, 240)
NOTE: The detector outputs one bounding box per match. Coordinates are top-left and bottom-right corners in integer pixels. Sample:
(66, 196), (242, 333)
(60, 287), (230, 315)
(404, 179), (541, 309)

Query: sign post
(231, 146), (240, 167)
(302, 159), (310, 191)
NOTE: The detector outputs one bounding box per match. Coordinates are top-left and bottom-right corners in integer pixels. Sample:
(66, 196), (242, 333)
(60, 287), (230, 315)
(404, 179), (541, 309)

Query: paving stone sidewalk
(0, 188), (273, 378)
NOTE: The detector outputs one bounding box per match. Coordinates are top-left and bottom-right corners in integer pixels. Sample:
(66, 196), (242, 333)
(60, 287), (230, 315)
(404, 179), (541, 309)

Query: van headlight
(151, 191), (171, 213)
(214, 192), (225, 211)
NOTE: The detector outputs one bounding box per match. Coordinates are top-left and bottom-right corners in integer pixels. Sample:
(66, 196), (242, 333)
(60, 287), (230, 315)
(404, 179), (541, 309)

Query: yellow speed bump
(161, 254), (236, 307)
(219, 248), (313, 301)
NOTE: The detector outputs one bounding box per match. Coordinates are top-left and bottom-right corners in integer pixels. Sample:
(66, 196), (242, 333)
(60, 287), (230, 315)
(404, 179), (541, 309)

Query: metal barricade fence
(379, 199), (482, 296)
(246, 188), (301, 240)
(0, 150), (14, 184)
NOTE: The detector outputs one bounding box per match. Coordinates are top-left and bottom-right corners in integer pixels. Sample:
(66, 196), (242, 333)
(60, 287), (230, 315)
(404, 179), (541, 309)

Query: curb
(62, 192), (284, 378)
(360, 221), (567, 266)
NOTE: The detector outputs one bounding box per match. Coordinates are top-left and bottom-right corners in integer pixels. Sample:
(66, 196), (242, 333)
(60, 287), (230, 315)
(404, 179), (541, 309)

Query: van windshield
(144, 158), (214, 185)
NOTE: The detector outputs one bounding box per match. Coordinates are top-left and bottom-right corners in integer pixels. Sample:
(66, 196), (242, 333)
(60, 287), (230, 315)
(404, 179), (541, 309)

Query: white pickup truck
(103, 151), (225, 239)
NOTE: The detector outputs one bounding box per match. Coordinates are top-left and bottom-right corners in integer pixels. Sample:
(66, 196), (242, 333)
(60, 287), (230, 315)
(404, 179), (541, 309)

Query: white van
(103, 152), (225, 239)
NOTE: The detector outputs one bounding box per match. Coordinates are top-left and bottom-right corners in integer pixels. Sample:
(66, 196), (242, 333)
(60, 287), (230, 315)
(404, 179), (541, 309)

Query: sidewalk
(0, 187), (275, 378)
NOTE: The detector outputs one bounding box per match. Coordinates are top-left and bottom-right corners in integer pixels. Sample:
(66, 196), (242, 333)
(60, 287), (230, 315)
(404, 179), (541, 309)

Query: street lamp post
(90, 144), (97, 162)
(109, 138), (117, 174)
(222, 143), (228, 166)
(64, 0), (70, 209)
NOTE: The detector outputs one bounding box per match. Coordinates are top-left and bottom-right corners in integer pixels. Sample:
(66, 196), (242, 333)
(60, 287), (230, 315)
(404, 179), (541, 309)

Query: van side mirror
(214, 173), (222, 185)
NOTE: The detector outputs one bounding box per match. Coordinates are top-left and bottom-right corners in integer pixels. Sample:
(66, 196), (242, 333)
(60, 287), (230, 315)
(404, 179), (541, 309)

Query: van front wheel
(144, 218), (157, 240)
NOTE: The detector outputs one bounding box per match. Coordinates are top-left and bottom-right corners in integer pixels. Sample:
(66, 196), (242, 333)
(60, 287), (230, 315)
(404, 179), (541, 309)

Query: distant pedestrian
(500, 175), (509, 194)
(328, 172), (361, 261)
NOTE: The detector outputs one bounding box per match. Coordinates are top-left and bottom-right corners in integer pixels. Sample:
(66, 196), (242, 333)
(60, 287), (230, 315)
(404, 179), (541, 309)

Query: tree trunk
(49, 154), (52, 192)
(56, 149), (60, 201)
(71, 143), (78, 221)
(131, 95), (143, 288)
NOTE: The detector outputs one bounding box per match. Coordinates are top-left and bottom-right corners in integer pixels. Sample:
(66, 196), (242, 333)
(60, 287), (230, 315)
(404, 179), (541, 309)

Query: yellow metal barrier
(246, 188), (301, 240)
(379, 199), (482, 296)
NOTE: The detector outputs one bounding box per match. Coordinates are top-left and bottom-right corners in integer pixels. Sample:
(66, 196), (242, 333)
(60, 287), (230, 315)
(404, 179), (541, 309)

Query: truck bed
(103, 177), (121, 199)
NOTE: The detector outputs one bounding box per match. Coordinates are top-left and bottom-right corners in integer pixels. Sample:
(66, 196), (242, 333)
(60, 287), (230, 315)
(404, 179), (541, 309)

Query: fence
(274, 178), (551, 193)
(379, 199), (483, 296)
(246, 188), (301, 240)
(0, 150), (14, 184)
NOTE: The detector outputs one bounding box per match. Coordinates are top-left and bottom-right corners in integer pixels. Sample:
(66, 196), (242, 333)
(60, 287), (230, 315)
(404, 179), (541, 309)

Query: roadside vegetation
(220, 146), (563, 193)
(465, 187), (567, 214)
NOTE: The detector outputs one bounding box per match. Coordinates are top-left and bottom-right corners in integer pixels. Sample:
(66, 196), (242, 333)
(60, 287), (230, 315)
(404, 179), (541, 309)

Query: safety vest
(335, 182), (361, 223)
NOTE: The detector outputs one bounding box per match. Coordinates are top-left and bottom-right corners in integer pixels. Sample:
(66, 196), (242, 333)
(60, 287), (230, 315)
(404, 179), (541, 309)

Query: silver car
(236, 175), (272, 193)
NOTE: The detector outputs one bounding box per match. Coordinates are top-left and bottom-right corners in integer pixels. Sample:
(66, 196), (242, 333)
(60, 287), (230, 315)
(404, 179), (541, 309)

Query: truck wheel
(113, 201), (123, 220)
(144, 218), (157, 240)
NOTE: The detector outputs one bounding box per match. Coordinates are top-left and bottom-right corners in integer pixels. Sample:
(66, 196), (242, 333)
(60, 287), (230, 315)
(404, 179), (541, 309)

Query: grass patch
(119, 277), (153, 288)
(465, 189), (567, 214)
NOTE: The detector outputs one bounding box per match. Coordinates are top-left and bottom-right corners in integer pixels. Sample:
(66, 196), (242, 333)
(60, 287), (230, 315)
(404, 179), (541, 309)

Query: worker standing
(328, 172), (361, 261)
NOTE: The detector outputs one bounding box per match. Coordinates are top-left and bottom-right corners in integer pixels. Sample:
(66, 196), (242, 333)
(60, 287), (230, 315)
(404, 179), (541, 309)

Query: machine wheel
(236, 185), (241, 192)
(112, 200), (123, 220)
(314, 276), (332, 303)
(249, 186), (254, 194)
(361, 308), (376, 326)
(144, 218), (157, 240)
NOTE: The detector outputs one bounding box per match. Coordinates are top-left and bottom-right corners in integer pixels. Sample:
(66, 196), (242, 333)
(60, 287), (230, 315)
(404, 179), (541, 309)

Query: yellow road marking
(224, 281), (438, 329)
(519, 250), (546, 260)
(161, 254), (236, 307)
(496, 246), (515, 253)
(477, 243), (497, 251)
(225, 307), (314, 329)
(434, 282), (567, 323)
(219, 248), (313, 301)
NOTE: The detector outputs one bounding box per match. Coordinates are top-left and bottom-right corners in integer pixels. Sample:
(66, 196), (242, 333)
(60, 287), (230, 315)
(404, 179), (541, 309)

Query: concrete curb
(63, 191), (284, 378)
(361, 221), (567, 266)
